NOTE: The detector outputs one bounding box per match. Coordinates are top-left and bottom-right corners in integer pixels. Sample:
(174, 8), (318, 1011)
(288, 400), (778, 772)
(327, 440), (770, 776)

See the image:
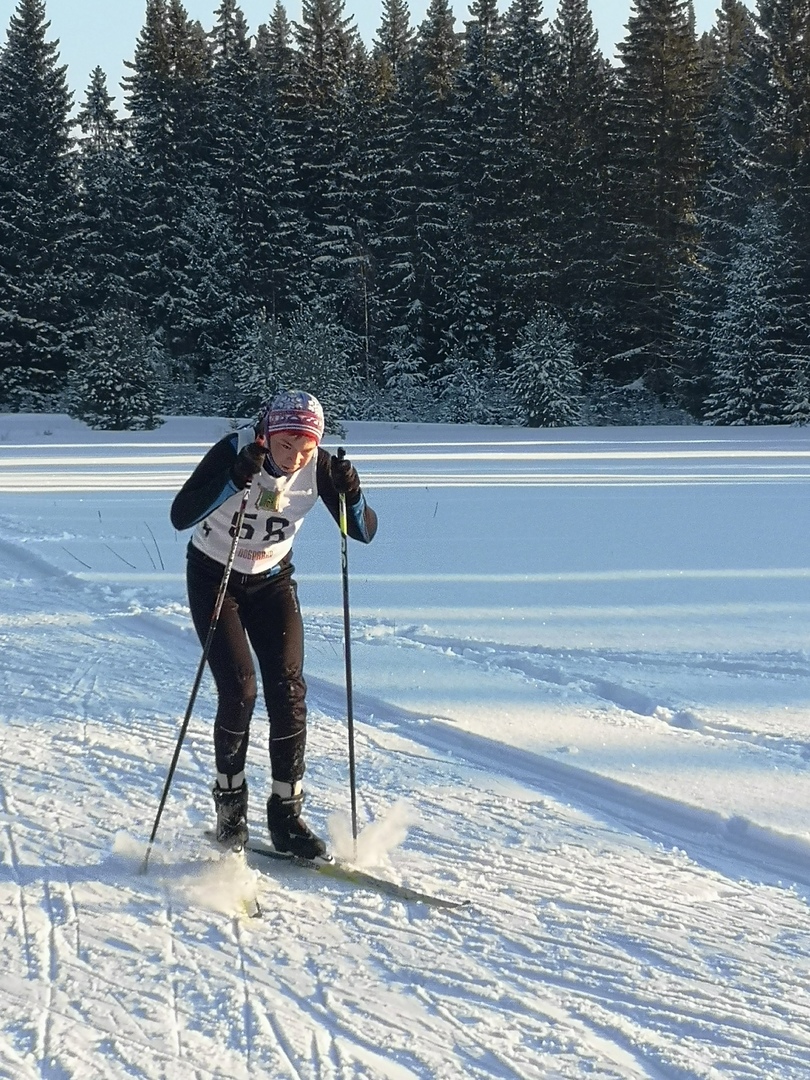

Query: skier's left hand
(330, 452), (361, 504)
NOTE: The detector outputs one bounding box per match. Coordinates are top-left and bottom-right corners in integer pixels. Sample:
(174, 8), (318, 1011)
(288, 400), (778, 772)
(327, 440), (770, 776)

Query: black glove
(330, 452), (362, 504)
(230, 441), (265, 489)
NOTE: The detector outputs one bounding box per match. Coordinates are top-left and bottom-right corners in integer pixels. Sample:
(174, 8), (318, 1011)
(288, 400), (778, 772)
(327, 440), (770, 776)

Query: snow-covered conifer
(213, 306), (359, 427)
(706, 202), (798, 425)
(165, 186), (252, 377)
(373, 0), (416, 82)
(380, 327), (434, 421)
(66, 309), (166, 430)
(547, 0), (617, 371)
(122, 0), (214, 356)
(510, 309), (582, 427)
(674, 0), (761, 416)
(0, 0), (79, 407)
(74, 69), (137, 345)
(496, 0), (557, 341)
(611, 0), (706, 392)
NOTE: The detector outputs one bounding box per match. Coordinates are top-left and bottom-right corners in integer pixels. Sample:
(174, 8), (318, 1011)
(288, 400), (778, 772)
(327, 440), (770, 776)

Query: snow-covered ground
(1, 413), (809, 1079)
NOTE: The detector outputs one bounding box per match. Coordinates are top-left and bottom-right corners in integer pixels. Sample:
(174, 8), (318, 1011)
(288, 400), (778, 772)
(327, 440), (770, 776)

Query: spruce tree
(76, 65), (122, 152)
(706, 201), (799, 424)
(380, 327), (433, 420)
(510, 309), (582, 426)
(311, 37), (378, 354)
(66, 308), (166, 430)
(73, 68), (135, 338)
(675, 0), (761, 415)
(256, 1), (297, 106)
(435, 341), (514, 423)
(376, 0), (461, 379)
(167, 185), (252, 377)
(166, 0), (213, 178)
(468, 0), (500, 51)
(755, 0), (810, 354)
(122, 0), (214, 361)
(443, 20), (508, 367)
(756, 0), (810, 181)
(367, 1), (417, 382)
(496, 0), (557, 341)
(207, 0), (257, 226)
(287, 0), (367, 332)
(415, 0), (463, 102)
(253, 6), (312, 318)
(548, 0), (617, 372)
(498, 0), (552, 140)
(701, 0), (752, 87)
(0, 0), (79, 407)
(206, 0), (303, 322)
(373, 0), (416, 80)
(213, 306), (358, 421)
(612, 0), (706, 393)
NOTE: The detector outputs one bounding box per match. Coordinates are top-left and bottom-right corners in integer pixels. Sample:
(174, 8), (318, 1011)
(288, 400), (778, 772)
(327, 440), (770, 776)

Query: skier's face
(270, 432), (318, 474)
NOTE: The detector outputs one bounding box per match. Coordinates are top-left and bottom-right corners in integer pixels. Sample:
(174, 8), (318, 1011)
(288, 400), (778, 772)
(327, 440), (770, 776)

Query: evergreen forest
(0, 0), (808, 429)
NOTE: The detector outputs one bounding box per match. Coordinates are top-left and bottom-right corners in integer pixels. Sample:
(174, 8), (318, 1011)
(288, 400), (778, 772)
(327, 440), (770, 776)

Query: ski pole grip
(337, 446), (346, 460)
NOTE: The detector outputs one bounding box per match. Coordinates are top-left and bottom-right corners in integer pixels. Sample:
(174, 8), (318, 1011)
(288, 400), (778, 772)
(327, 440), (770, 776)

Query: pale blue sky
(1, 0), (719, 103)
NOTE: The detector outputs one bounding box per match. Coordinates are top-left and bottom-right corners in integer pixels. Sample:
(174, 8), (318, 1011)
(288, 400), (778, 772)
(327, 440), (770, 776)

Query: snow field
(0, 415), (809, 1078)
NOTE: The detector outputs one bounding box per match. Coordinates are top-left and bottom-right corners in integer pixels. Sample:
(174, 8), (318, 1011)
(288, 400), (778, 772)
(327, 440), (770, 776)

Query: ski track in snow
(0, 538), (808, 1079)
(2, 428), (810, 1077)
(345, 623), (810, 764)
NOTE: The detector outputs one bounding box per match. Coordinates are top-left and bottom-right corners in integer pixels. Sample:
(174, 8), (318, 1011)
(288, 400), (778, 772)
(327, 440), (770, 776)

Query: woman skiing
(170, 390), (377, 860)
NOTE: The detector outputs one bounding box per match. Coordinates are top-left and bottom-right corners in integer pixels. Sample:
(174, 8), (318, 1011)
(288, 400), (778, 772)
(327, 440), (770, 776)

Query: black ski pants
(186, 546), (307, 785)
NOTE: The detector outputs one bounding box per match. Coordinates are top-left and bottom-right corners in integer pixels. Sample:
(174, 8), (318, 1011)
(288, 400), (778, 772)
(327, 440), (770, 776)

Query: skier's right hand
(230, 441), (265, 488)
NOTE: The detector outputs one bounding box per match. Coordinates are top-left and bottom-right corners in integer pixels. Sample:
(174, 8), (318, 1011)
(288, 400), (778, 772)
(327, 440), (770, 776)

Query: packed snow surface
(0, 414), (809, 1079)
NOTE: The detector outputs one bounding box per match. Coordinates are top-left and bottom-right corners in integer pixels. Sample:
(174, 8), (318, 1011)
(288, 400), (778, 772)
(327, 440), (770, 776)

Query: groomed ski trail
(1, 535), (810, 1077)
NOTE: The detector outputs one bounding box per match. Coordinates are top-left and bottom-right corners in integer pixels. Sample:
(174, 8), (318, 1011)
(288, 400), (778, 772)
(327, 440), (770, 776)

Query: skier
(170, 390), (377, 860)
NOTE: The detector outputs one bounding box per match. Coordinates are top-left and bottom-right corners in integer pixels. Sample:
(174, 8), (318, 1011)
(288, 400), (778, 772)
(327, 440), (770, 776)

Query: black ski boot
(267, 792), (328, 861)
(212, 782), (249, 849)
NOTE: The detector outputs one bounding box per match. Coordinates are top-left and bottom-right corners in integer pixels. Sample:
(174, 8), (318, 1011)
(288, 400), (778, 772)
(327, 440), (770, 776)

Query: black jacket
(170, 431), (377, 545)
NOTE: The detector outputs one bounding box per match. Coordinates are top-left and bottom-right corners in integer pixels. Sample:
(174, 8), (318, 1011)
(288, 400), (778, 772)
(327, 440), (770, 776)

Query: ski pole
(337, 447), (359, 849)
(141, 477), (254, 873)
